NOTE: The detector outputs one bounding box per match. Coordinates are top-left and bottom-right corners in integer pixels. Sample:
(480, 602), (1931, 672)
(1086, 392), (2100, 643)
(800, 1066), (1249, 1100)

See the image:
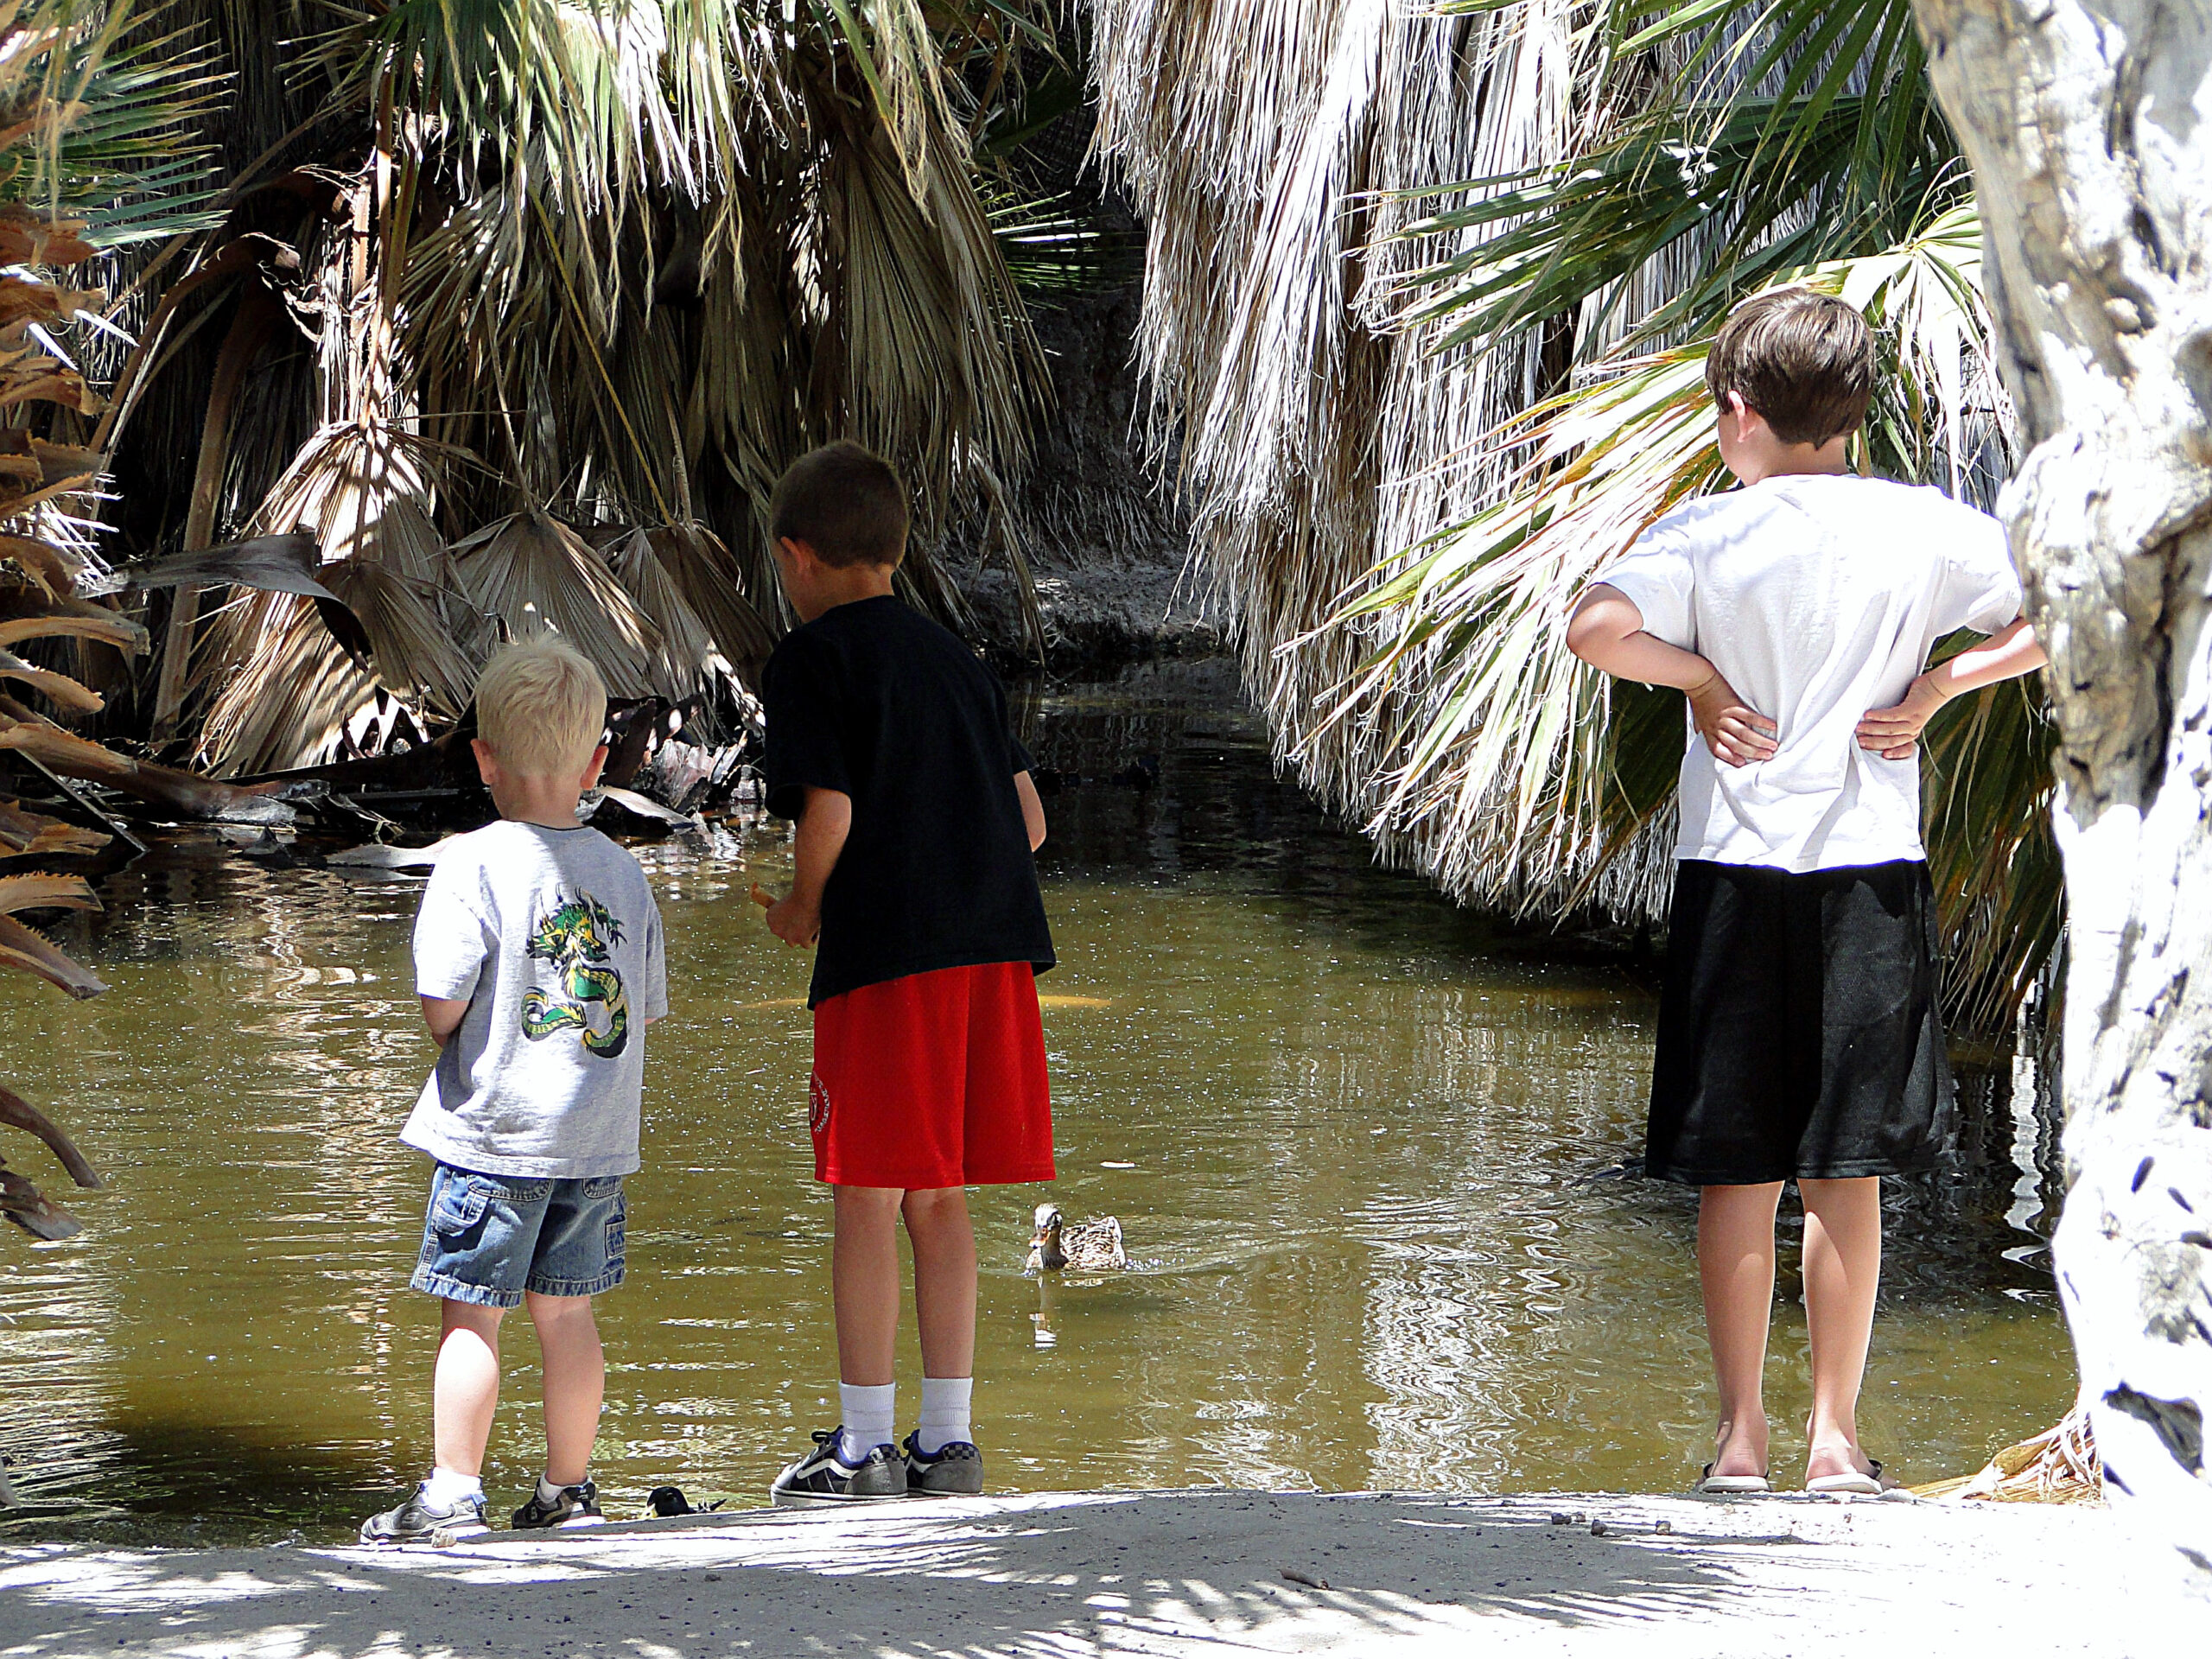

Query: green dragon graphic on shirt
(522, 891), (629, 1059)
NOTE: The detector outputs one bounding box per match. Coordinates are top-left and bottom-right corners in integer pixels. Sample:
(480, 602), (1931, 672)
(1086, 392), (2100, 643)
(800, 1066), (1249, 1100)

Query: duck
(1027, 1203), (1127, 1273)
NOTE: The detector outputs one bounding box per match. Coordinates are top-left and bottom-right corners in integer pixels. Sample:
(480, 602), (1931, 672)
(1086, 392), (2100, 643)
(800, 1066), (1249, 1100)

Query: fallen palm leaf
(0, 645), (100, 713)
(0, 611), (148, 654)
(0, 798), (106, 858)
(0, 872), (99, 915)
(0, 709), (293, 821)
(0, 1161), (79, 1240)
(0, 912), (104, 997)
(0, 1084), (100, 1189)
(1911, 1406), (2101, 1504)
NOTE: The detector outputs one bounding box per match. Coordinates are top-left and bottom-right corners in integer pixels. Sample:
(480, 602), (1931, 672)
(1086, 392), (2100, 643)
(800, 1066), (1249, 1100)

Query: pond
(0, 659), (2073, 1545)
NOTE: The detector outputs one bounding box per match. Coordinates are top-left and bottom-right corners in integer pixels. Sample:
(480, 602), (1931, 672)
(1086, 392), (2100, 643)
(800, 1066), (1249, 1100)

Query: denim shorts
(410, 1163), (626, 1308)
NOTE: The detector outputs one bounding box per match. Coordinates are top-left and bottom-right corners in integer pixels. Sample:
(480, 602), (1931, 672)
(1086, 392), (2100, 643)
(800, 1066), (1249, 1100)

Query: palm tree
(102, 0), (1065, 771)
(0, 0), (240, 1235)
(1085, 0), (2053, 1049)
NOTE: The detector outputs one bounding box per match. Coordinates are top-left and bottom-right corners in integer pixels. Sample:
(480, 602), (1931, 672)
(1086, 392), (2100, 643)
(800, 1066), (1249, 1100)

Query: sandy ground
(0, 1488), (2178, 1659)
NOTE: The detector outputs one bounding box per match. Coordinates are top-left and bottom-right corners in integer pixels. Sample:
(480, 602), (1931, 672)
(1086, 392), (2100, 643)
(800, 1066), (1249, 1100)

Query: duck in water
(1027, 1204), (1127, 1273)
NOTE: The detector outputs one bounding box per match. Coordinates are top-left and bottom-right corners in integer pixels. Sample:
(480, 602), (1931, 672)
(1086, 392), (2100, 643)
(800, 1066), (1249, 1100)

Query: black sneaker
(901, 1432), (984, 1496)
(512, 1478), (604, 1530)
(359, 1482), (490, 1545)
(768, 1427), (907, 1506)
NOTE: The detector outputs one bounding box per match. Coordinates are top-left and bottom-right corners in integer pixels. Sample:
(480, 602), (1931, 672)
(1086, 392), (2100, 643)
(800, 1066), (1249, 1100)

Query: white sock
(423, 1467), (482, 1507)
(916, 1376), (973, 1455)
(537, 1475), (574, 1504)
(839, 1382), (897, 1464)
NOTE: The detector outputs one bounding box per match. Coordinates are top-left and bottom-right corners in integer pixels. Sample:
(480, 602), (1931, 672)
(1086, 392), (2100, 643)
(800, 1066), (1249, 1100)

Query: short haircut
(474, 638), (607, 778)
(1705, 289), (1875, 448)
(769, 441), (910, 569)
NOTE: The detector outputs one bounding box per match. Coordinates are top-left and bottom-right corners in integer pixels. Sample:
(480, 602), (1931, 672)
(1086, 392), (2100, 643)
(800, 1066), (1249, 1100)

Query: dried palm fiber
(1913, 1400), (2101, 1504)
(197, 420), (484, 769)
(196, 588), (382, 773)
(451, 509), (659, 699)
(607, 526), (728, 702)
(1088, 0), (1604, 882)
(648, 521), (777, 684)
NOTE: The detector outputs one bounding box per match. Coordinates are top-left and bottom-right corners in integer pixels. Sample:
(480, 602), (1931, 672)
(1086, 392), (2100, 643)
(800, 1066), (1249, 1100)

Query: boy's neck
(496, 780), (588, 830)
(794, 563), (897, 623)
(1731, 437), (1853, 486)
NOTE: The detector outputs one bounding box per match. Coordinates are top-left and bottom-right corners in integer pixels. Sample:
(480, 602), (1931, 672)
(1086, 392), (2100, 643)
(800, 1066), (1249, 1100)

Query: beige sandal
(1806, 1458), (1895, 1495)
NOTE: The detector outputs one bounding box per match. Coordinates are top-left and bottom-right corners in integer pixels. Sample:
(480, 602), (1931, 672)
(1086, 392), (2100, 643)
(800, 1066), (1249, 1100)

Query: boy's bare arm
(1856, 616), (2048, 760)
(1567, 585), (1779, 769)
(421, 995), (469, 1048)
(1014, 771), (1047, 852)
(766, 785), (853, 947)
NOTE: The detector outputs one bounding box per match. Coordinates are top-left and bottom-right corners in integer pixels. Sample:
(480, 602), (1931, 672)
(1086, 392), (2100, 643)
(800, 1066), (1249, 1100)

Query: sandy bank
(0, 1488), (2171, 1658)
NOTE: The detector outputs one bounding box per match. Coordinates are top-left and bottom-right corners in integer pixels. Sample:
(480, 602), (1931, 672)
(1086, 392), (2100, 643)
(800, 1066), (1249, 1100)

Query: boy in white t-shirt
(359, 639), (668, 1543)
(1567, 289), (2046, 1496)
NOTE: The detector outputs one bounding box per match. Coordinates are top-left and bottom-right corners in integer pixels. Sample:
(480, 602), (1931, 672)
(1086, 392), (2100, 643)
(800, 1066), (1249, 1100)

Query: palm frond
(450, 509), (659, 698)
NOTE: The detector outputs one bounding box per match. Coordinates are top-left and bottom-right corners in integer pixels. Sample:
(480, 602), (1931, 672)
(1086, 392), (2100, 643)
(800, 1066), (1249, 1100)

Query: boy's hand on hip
(1856, 673), (1949, 760)
(1687, 671), (1778, 768)
(765, 894), (820, 948)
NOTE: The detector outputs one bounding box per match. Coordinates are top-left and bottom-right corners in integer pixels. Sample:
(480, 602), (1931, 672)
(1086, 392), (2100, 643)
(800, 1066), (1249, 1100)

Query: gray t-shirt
(402, 821), (668, 1179)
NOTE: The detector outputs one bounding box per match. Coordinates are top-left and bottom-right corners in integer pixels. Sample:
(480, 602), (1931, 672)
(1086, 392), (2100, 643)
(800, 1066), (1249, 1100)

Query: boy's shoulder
(1649, 475), (1991, 552)
(767, 596), (986, 690)
(427, 823), (648, 900)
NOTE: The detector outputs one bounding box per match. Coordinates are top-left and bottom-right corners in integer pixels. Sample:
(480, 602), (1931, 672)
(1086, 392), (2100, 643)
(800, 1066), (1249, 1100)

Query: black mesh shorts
(1644, 858), (1953, 1185)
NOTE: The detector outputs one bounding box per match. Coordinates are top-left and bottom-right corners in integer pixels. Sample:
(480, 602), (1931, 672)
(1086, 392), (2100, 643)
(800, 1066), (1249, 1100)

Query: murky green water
(0, 661), (2071, 1544)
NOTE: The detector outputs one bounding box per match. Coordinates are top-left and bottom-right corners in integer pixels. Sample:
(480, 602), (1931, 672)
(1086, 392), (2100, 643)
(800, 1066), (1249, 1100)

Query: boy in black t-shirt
(756, 441), (1056, 1504)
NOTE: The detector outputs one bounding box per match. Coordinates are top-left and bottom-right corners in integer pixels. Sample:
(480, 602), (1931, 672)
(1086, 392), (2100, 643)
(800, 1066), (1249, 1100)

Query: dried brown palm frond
(320, 554), (480, 719)
(197, 588), (379, 773)
(607, 527), (728, 702)
(451, 509), (659, 698)
(0, 797), (106, 858)
(645, 522), (777, 684)
(0, 868), (102, 997)
(0, 694), (289, 817)
(194, 418), (487, 766)
(0, 1082), (99, 1190)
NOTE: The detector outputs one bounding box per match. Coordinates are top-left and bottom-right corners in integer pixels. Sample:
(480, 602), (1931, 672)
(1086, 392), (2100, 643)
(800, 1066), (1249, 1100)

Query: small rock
(1655, 1520), (1673, 1535)
(1589, 1519), (1609, 1537)
(1548, 1512), (1573, 1526)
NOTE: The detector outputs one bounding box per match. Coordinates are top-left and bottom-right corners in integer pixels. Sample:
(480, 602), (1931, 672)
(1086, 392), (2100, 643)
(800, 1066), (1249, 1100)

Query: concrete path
(0, 1490), (2172, 1658)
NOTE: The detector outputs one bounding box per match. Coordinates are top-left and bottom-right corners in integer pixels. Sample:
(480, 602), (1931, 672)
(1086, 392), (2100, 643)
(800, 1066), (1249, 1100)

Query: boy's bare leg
(433, 1300), (505, 1478)
(832, 1185), (906, 1386)
(1698, 1182), (1784, 1478)
(1798, 1176), (1883, 1481)
(526, 1292), (603, 1487)
(903, 1186), (977, 1379)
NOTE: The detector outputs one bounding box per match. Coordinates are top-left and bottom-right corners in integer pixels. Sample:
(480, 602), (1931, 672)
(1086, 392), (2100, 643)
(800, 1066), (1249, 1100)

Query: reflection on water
(0, 659), (2070, 1544)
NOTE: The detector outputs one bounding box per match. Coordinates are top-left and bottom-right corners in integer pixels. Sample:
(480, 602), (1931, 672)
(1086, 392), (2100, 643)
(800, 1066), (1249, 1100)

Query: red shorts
(810, 962), (1054, 1189)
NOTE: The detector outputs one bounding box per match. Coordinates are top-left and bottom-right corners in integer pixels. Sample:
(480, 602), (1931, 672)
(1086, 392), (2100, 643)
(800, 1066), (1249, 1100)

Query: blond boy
(360, 639), (667, 1542)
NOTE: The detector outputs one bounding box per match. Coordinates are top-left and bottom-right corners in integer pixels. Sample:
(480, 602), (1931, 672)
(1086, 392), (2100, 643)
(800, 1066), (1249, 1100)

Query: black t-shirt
(760, 594), (1055, 1007)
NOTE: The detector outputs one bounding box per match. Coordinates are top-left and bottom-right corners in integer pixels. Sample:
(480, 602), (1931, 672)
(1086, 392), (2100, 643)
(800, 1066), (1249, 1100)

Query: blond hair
(474, 638), (607, 778)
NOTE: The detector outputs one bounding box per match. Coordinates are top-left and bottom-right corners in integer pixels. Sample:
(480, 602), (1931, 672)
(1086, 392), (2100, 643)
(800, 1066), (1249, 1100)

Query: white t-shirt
(402, 820), (668, 1179)
(1599, 474), (2023, 872)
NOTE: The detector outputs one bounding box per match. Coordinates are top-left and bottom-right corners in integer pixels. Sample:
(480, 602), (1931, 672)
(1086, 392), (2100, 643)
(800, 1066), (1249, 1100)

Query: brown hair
(769, 441), (910, 569)
(1704, 289), (1875, 447)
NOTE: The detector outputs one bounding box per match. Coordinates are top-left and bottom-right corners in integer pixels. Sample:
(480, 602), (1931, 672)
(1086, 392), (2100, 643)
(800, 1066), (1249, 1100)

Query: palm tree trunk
(1913, 0), (2212, 1592)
